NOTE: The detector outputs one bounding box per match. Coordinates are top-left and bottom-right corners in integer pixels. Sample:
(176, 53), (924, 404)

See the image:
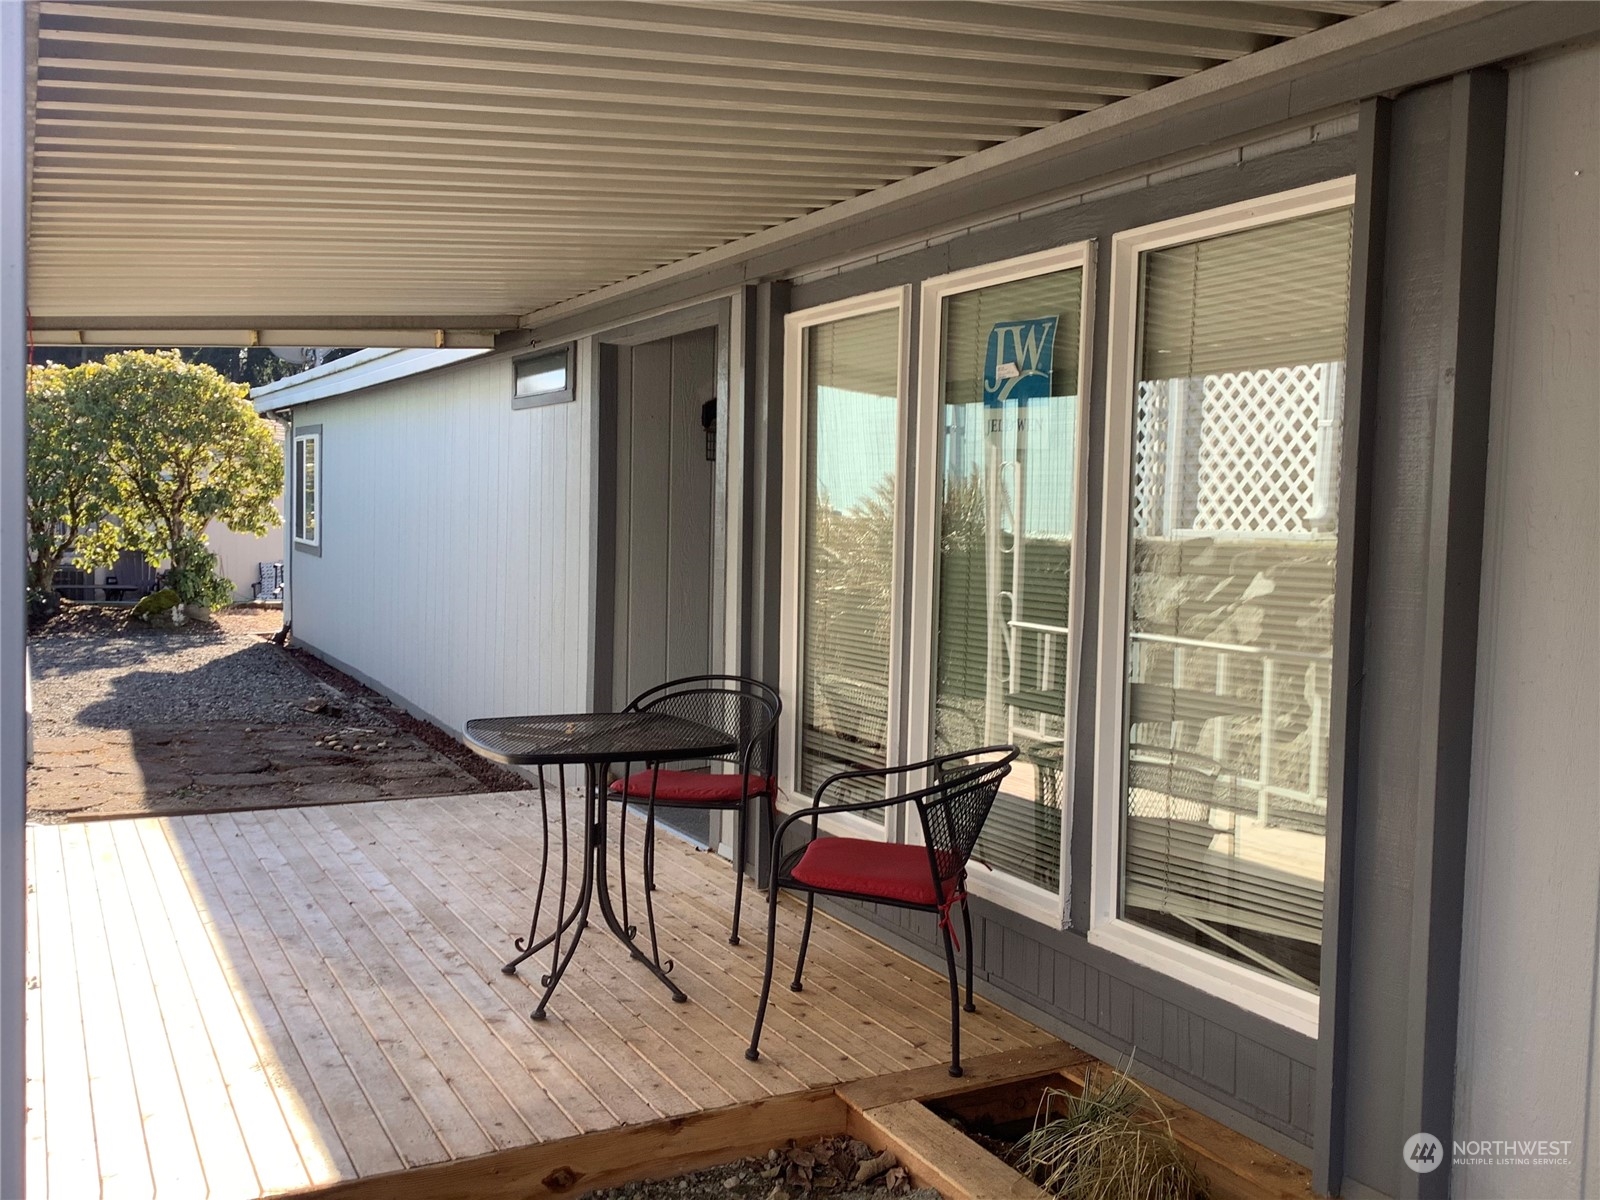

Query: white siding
(288, 352), (593, 733)
(205, 513), (283, 603)
(1455, 44), (1600, 1199)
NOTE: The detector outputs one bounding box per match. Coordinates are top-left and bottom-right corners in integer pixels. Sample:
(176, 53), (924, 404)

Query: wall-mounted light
(701, 397), (717, 462)
(512, 345), (574, 409)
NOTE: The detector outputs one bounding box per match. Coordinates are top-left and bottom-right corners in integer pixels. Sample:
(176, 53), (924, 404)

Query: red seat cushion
(608, 769), (773, 805)
(789, 838), (957, 906)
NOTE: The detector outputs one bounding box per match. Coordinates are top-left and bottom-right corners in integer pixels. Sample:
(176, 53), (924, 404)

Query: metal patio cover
(23, 0), (1388, 347)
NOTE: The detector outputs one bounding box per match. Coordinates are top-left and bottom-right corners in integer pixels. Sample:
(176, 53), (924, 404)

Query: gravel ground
(26, 603), (524, 821)
(584, 1137), (939, 1200)
(29, 605), (310, 735)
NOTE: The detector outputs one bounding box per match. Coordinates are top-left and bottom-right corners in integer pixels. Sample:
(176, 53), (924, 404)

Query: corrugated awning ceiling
(26, 0), (1384, 343)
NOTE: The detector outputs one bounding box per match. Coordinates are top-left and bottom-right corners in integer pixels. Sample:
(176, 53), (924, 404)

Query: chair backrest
(807, 745), (1018, 884)
(256, 561), (284, 600)
(918, 746), (1020, 881)
(624, 674), (781, 781)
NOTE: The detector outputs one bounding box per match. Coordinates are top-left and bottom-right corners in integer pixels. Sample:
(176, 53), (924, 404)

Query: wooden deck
(25, 791), (1054, 1199)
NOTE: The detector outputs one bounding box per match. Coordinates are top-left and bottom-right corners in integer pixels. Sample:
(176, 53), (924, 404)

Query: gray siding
(834, 895), (1316, 1156)
(289, 352), (593, 734)
(1455, 44), (1600, 1200)
(1334, 81), (1449, 1195)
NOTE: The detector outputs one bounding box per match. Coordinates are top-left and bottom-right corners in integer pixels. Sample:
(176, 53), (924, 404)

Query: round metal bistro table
(463, 711), (738, 1019)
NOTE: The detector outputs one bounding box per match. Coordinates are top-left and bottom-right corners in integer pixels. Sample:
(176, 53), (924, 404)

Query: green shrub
(161, 536), (234, 611)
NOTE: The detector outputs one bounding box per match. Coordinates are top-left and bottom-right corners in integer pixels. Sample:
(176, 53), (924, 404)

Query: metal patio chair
(745, 744), (1019, 1077)
(607, 674), (781, 945)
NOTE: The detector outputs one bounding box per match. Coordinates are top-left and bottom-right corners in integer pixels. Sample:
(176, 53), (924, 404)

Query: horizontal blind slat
(1122, 205), (1353, 991)
(800, 308), (901, 813)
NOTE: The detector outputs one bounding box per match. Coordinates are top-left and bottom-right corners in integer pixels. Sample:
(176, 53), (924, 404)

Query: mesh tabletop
(463, 711), (739, 767)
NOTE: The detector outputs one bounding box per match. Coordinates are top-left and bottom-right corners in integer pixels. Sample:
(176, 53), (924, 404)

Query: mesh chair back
(919, 748), (1020, 882)
(625, 675), (780, 779)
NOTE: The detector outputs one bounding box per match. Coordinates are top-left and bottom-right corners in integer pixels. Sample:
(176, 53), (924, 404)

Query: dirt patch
(585, 1136), (938, 1200)
(27, 603), (528, 822)
(284, 646), (527, 793)
(37, 600), (284, 640)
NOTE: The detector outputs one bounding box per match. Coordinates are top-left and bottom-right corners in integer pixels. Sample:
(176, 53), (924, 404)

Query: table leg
(592, 764), (686, 1003)
(528, 772), (600, 1021)
(503, 765), (585, 975)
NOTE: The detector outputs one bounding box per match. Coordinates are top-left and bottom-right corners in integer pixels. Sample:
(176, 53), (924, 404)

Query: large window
(775, 184), (1356, 1033)
(913, 246), (1092, 915)
(780, 291), (908, 820)
(1093, 180), (1355, 1033)
(293, 429), (320, 548)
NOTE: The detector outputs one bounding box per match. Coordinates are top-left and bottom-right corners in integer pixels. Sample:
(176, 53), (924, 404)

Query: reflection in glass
(933, 269), (1082, 890)
(799, 308), (901, 814)
(1120, 209), (1353, 991)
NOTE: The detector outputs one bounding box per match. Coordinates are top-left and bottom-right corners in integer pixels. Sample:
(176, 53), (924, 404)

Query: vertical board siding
(290, 355), (590, 733)
(844, 893), (1316, 1156)
(1454, 44), (1600, 1200)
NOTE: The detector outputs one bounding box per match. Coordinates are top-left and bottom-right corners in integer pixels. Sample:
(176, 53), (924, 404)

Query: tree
(184, 346), (305, 387)
(83, 350), (283, 609)
(37, 344), (310, 387)
(24, 363), (118, 615)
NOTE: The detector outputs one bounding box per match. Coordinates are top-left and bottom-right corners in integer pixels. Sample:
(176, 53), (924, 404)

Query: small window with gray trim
(292, 425), (321, 555)
(513, 346), (574, 408)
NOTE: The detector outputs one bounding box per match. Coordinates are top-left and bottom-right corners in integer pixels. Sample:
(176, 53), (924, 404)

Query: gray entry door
(610, 325), (718, 713)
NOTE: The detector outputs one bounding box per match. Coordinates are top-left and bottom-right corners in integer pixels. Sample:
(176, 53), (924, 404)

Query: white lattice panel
(1132, 364), (1342, 537)
(1132, 381), (1170, 534)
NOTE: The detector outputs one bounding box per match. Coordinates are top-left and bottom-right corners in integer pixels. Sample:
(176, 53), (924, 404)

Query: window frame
(512, 344), (575, 409)
(907, 242), (1097, 928)
(292, 427), (321, 552)
(778, 286), (913, 842)
(1090, 177), (1357, 1037)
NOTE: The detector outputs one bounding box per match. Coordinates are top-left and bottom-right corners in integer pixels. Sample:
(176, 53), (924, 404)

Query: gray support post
(735, 283), (759, 678)
(748, 279), (788, 688)
(748, 279), (787, 889)
(0, 3), (27, 1196)
(591, 343), (620, 713)
(1313, 95), (1391, 1198)
(1401, 67), (1507, 1200)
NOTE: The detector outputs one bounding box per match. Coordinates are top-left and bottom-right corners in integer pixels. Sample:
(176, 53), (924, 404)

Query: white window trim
(292, 430), (321, 548)
(1090, 177), (1356, 1038)
(777, 286), (913, 843)
(905, 241), (1096, 930)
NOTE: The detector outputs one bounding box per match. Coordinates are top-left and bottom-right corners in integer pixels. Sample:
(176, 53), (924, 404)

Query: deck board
(35, 825), (104, 1199)
(28, 791), (1053, 1199)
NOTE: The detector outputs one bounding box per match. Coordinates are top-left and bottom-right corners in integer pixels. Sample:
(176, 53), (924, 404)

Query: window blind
(1139, 209), (1353, 381)
(942, 273), (1081, 407)
(799, 309), (901, 810)
(1120, 206), (1352, 991)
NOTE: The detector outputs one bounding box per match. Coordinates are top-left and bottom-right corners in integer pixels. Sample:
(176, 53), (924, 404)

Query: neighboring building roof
(251, 348), (489, 413)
